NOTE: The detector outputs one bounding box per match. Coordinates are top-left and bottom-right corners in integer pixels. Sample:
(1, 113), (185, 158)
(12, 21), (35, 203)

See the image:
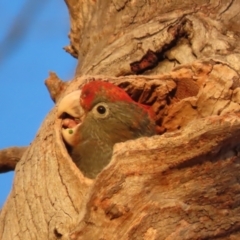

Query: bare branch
(45, 72), (70, 103)
(0, 146), (27, 173)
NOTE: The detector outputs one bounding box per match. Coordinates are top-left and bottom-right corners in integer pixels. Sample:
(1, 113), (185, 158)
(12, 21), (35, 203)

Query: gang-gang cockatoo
(61, 81), (157, 179)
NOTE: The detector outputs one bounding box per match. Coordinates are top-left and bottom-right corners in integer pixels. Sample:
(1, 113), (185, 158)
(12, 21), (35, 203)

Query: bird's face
(78, 81), (156, 145)
(57, 81), (156, 148)
(80, 101), (146, 144)
(59, 81), (157, 178)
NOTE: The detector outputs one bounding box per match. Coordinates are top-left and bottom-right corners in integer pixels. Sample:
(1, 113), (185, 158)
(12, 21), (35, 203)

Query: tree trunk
(1, 0), (240, 239)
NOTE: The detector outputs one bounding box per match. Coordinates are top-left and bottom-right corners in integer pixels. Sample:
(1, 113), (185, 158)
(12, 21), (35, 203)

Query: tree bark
(1, 0), (240, 239)
(0, 147), (27, 173)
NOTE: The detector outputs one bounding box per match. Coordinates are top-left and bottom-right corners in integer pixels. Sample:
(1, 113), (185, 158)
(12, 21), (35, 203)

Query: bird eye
(92, 102), (110, 119)
(97, 105), (106, 114)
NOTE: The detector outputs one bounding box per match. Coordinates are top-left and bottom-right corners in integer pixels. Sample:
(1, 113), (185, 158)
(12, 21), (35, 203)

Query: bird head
(80, 81), (134, 111)
(78, 81), (157, 144)
(57, 81), (158, 178)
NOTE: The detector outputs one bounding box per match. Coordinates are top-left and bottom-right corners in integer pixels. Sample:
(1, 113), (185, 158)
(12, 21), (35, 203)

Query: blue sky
(0, 0), (77, 207)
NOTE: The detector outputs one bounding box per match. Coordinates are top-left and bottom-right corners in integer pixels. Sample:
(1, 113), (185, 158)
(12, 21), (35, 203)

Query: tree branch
(0, 146), (27, 173)
(45, 72), (70, 103)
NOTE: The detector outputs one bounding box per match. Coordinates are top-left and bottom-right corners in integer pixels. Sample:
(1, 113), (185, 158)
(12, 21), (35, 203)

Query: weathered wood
(71, 113), (240, 239)
(0, 147), (27, 173)
(45, 72), (70, 103)
(65, 0), (240, 76)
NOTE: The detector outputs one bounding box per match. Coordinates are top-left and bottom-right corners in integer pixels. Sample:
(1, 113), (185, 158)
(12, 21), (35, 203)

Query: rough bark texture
(0, 147), (27, 173)
(1, 0), (240, 239)
(45, 72), (70, 103)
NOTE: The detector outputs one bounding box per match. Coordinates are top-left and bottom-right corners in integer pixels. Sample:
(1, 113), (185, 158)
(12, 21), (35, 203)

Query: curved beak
(57, 90), (82, 118)
(57, 90), (85, 146)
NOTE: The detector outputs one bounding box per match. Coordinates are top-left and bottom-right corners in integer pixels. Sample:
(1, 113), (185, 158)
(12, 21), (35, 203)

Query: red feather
(81, 81), (137, 110)
(80, 80), (156, 121)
